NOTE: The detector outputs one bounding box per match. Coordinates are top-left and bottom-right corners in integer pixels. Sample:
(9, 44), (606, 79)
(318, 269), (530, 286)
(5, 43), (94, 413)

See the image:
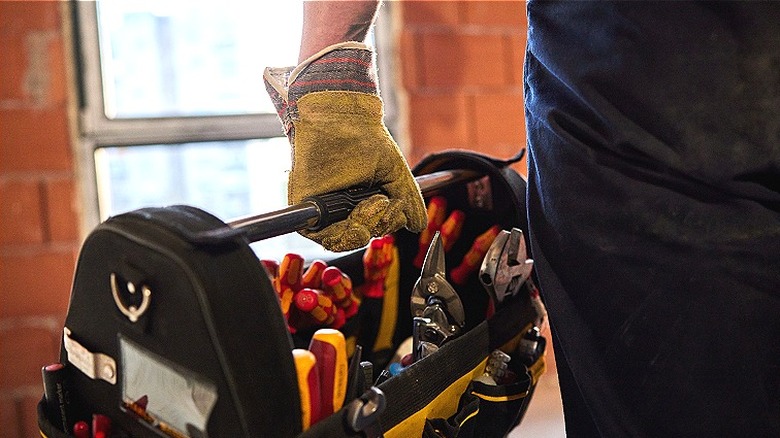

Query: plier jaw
(479, 228), (534, 306)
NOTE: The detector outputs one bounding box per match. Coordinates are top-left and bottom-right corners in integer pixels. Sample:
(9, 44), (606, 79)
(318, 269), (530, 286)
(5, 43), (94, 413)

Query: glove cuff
(264, 42), (379, 138)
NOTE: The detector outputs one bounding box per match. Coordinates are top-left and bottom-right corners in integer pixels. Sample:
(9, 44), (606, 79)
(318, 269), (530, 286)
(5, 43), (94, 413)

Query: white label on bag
(63, 327), (117, 385)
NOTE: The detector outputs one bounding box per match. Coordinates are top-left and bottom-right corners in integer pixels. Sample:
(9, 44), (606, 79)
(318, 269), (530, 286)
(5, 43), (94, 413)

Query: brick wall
(396, 1), (528, 175)
(0, 2), (79, 436)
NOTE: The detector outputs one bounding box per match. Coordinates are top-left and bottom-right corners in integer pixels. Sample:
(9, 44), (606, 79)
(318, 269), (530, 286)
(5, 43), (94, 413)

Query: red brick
(0, 106), (72, 172)
(46, 33), (68, 106)
(0, 397), (19, 438)
(19, 394), (42, 438)
(0, 322), (60, 390)
(420, 32), (507, 88)
(0, 1), (60, 36)
(44, 178), (80, 242)
(463, 1), (526, 27)
(407, 92), (470, 157)
(401, 1), (463, 26)
(0, 34), (27, 102)
(0, 180), (45, 245)
(1, 30), (66, 106)
(473, 90), (526, 148)
(506, 32), (527, 86)
(0, 249), (76, 318)
(399, 30), (423, 91)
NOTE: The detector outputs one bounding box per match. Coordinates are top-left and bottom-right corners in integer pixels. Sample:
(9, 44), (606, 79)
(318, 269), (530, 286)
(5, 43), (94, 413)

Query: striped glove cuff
(264, 42), (379, 139)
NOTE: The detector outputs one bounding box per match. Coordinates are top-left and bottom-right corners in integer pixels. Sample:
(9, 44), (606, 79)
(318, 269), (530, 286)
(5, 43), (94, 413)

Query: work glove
(264, 42), (426, 252)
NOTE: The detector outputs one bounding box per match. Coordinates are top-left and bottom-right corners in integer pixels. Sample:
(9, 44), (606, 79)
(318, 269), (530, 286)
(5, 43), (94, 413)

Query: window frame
(73, 1), (400, 233)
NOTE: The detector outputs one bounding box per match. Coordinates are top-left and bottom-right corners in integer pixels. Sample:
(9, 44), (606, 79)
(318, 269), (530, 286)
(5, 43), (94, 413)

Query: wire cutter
(411, 232), (465, 361)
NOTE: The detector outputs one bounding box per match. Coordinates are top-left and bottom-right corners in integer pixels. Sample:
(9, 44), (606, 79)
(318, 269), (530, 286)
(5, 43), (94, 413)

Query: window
(76, 1), (398, 261)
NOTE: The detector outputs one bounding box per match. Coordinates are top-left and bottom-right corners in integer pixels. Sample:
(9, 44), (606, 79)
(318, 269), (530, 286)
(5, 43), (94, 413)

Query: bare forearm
(299, 0), (381, 62)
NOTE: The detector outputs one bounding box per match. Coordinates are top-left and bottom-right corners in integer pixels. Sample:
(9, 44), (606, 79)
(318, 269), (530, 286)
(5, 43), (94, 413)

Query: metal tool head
(479, 228), (534, 305)
(345, 386), (386, 436)
(411, 232), (465, 328)
(412, 317), (441, 361)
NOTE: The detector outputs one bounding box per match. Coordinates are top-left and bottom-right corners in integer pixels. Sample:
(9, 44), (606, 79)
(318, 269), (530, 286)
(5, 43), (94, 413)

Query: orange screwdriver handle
(295, 288), (338, 328)
(322, 267), (359, 319)
(279, 253), (305, 292)
(279, 287), (295, 318)
(363, 235), (395, 299)
(450, 225), (501, 285)
(413, 197), (448, 268)
(363, 237), (391, 280)
(439, 210), (466, 252)
(301, 260), (328, 289)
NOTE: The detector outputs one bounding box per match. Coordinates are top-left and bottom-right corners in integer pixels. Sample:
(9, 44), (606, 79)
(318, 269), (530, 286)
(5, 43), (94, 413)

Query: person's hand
(264, 42), (426, 251)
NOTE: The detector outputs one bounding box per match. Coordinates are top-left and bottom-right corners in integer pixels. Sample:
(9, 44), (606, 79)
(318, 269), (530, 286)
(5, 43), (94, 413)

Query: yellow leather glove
(264, 42), (426, 251)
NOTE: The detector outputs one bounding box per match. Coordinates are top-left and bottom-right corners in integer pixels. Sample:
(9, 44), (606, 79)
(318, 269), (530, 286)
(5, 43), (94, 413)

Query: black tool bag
(39, 150), (544, 438)
(39, 205), (301, 437)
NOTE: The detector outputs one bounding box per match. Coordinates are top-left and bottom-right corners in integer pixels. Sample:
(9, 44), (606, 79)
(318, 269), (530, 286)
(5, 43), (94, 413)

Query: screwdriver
(414, 196), (448, 268)
(309, 329), (349, 417)
(279, 253), (305, 291)
(439, 209), (465, 252)
(292, 348), (322, 430)
(295, 288), (340, 328)
(450, 225), (501, 285)
(322, 266), (359, 319)
(301, 260), (328, 289)
(363, 235), (395, 299)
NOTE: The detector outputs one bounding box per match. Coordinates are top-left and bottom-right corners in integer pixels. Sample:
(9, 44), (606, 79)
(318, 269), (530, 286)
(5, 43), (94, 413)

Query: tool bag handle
(186, 169), (482, 245)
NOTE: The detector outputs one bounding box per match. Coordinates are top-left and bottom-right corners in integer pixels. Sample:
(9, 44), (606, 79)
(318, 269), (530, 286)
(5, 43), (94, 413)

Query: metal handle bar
(227, 169), (481, 243)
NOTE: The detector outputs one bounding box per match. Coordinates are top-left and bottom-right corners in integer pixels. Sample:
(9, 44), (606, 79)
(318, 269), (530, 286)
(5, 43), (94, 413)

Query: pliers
(478, 228), (534, 306)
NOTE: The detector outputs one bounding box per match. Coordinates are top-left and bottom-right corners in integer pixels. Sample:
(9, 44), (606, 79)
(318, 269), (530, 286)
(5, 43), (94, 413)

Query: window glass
(95, 139), (336, 260)
(96, 0), (302, 118)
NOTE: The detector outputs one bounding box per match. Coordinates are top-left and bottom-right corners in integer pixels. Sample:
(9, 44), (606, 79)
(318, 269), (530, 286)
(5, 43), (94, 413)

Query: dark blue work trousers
(524, 2), (780, 436)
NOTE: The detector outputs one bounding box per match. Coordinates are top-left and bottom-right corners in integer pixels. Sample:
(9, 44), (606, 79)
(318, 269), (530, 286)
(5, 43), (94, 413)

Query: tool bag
(38, 150), (545, 438)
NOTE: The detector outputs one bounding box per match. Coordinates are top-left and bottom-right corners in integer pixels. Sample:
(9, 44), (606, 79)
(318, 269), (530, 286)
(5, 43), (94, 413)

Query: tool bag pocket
(422, 335), (547, 438)
(38, 396), (69, 438)
(301, 287), (545, 438)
